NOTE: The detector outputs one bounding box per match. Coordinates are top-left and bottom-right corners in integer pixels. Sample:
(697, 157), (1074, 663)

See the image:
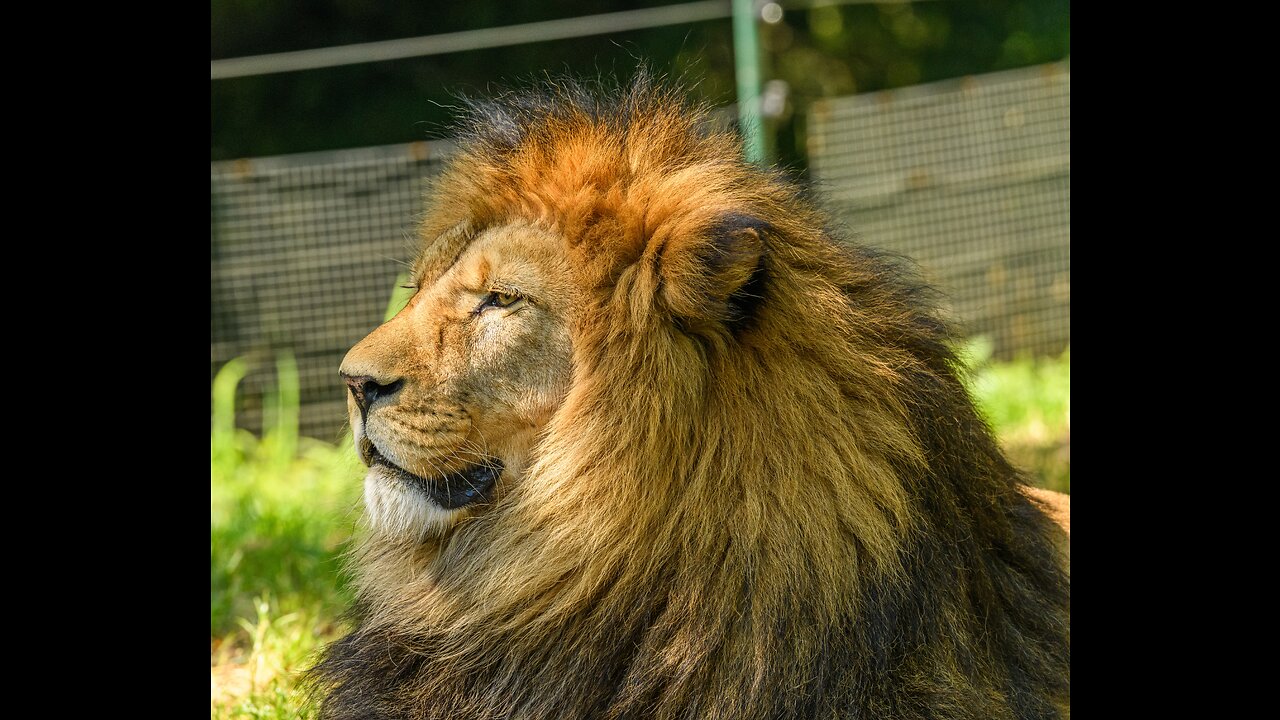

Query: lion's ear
(657, 213), (767, 331)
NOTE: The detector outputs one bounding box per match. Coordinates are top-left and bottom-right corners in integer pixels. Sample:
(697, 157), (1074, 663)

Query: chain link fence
(211, 142), (451, 440)
(808, 62), (1070, 359)
(211, 62), (1069, 440)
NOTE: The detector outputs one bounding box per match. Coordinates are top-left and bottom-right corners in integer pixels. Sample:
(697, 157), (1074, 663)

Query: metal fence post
(732, 0), (765, 165)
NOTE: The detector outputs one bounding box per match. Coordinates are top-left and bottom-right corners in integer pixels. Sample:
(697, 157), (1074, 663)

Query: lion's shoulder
(1022, 485), (1069, 535)
(1022, 485), (1070, 577)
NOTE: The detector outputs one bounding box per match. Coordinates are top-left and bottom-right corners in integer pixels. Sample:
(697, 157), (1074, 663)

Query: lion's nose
(342, 373), (404, 415)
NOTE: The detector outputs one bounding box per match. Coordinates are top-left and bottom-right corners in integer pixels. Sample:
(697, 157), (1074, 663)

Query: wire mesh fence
(211, 62), (1069, 440)
(211, 142), (452, 440)
(807, 61), (1070, 359)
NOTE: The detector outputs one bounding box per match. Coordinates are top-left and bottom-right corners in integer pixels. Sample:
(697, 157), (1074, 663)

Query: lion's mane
(312, 74), (1070, 719)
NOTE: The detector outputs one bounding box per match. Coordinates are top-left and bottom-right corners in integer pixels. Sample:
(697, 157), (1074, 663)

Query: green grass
(209, 341), (1070, 717)
(211, 355), (362, 718)
(961, 339), (1071, 493)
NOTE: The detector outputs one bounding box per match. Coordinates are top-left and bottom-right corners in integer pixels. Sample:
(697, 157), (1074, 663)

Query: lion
(312, 74), (1070, 719)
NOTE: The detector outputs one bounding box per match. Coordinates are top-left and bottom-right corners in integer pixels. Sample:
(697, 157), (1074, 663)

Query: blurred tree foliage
(211, 0), (1069, 167)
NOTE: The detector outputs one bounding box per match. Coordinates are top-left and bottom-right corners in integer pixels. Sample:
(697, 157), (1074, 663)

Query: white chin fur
(363, 466), (461, 540)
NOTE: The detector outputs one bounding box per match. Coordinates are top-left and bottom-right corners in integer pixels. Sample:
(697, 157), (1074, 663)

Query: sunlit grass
(962, 338), (1071, 493)
(210, 339), (1070, 717)
(210, 355), (362, 718)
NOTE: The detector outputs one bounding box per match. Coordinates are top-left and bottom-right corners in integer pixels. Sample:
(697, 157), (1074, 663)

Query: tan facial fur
(340, 221), (577, 539)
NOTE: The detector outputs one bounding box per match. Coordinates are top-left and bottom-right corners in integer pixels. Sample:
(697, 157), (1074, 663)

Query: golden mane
(312, 74), (1070, 719)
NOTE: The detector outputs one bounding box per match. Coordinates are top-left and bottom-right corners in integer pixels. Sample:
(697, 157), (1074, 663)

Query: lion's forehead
(416, 220), (571, 298)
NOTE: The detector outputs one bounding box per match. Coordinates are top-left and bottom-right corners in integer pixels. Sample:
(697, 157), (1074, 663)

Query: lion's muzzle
(369, 446), (503, 509)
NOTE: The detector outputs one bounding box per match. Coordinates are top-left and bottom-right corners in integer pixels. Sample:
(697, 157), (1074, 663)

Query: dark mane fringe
(454, 68), (706, 149)
(309, 72), (1069, 720)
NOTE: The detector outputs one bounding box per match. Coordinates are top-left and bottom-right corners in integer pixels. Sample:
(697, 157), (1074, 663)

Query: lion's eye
(478, 290), (522, 312)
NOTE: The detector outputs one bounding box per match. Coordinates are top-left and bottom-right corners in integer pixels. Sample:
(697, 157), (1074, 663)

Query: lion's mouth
(368, 447), (502, 510)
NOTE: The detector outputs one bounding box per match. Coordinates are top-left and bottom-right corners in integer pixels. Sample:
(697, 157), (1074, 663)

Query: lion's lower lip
(369, 448), (502, 509)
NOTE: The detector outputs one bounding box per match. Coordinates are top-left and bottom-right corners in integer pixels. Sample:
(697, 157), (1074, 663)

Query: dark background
(211, 0), (1070, 170)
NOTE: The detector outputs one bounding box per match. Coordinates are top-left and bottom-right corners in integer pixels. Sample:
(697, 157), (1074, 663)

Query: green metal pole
(732, 0), (765, 165)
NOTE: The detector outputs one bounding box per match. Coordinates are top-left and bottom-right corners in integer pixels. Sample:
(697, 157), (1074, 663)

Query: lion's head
(340, 219), (577, 538)
(316, 74), (1069, 720)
